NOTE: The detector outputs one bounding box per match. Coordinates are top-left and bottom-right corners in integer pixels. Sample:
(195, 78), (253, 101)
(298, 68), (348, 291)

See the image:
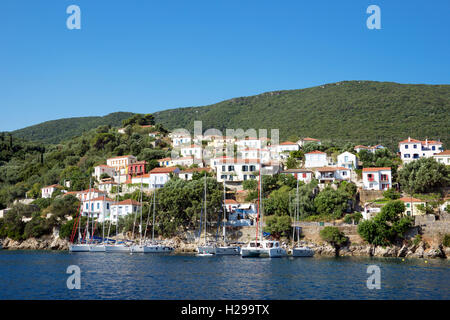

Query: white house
(180, 144), (203, 159)
(399, 137), (443, 163)
(399, 197), (426, 217)
(157, 157), (173, 167)
(276, 141), (300, 153)
(433, 150), (450, 166)
(110, 199), (142, 224)
(172, 156), (196, 167)
(81, 196), (115, 221)
(337, 152), (358, 169)
(362, 167), (392, 190)
(235, 137), (270, 150)
(98, 181), (118, 193)
(239, 148), (271, 163)
(93, 165), (116, 182)
(214, 158), (260, 183)
(314, 167), (351, 183)
(41, 184), (63, 198)
(354, 145), (385, 154)
(170, 133), (192, 147)
(148, 167), (180, 189)
(304, 151), (328, 168)
(65, 189), (107, 202)
(281, 169), (314, 184)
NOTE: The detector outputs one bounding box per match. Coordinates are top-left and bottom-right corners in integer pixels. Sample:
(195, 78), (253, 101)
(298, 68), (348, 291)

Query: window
(107, 203), (110, 210)
(405, 145), (408, 149)
(432, 146), (435, 150)
(413, 144), (417, 149)
(222, 165), (225, 171)
(86, 203), (89, 210)
(250, 165), (256, 171)
(242, 165), (248, 172)
(302, 173), (307, 178)
(97, 203), (100, 210)
(228, 165), (234, 171)
(342, 171), (347, 176)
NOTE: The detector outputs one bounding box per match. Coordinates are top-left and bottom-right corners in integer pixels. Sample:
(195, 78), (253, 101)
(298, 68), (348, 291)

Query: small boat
(197, 251), (214, 256)
(89, 244), (106, 252)
(196, 243), (216, 255)
(241, 240), (286, 258)
(69, 244), (91, 252)
(215, 245), (241, 255)
(196, 174), (215, 255)
(292, 246), (314, 257)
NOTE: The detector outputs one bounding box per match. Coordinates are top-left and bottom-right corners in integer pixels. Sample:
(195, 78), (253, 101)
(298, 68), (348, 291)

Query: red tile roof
(306, 150), (326, 154)
(399, 197), (424, 203)
(224, 199), (239, 204)
(180, 168), (211, 173)
(280, 141), (297, 145)
(42, 184), (63, 189)
(435, 150), (450, 156)
(362, 167), (391, 172)
(399, 138), (442, 145)
(315, 167), (348, 172)
(303, 137), (320, 141)
(87, 196), (115, 202)
(150, 167), (179, 174)
(116, 199), (141, 206)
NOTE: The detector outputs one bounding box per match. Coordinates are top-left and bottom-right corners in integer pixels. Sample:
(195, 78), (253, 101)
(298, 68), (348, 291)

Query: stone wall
(359, 189), (384, 203)
(415, 214), (450, 246)
(296, 222), (363, 244)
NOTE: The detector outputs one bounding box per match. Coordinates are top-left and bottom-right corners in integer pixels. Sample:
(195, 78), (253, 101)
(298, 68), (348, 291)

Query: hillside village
(0, 114), (449, 255)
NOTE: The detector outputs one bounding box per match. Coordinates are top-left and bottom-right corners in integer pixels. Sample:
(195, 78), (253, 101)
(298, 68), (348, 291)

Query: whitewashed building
(304, 151), (328, 168)
(362, 167), (392, 190)
(41, 184), (63, 198)
(337, 152), (358, 169)
(399, 137), (443, 163)
(180, 144), (203, 159)
(93, 165), (116, 182)
(433, 150), (450, 166)
(281, 169), (314, 184)
(314, 167), (351, 183)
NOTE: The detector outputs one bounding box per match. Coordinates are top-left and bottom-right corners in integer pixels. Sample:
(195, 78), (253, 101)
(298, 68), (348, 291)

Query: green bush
(443, 234), (450, 247)
(383, 188), (401, 200)
(319, 226), (348, 248)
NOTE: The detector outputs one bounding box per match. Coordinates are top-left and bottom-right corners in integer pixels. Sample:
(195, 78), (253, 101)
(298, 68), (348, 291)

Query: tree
(383, 188), (401, 200)
(319, 226), (348, 250)
(314, 187), (349, 219)
(398, 157), (449, 194)
(264, 186), (291, 216)
(264, 215), (292, 239)
(286, 157), (299, 169)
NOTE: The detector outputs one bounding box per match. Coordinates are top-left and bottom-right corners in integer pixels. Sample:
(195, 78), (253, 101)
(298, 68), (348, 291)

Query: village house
(337, 151), (358, 169)
(170, 132), (192, 147)
(304, 151), (328, 168)
(399, 197), (426, 217)
(41, 184), (63, 198)
(275, 141), (300, 154)
(239, 148), (271, 163)
(281, 169), (314, 184)
(98, 180), (118, 193)
(214, 158), (260, 183)
(148, 167), (180, 189)
(106, 155), (137, 179)
(354, 145), (385, 154)
(313, 167), (351, 183)
(110, 199), (142, 224)
(225, 200), (256, 226)
(180, 144), (203, 159)
(157, 157), (173, 167)
(235, 137), (270, 150)
(399, 137), (443, 163)
(362, 167), (392, 190)
(433, 150), (450, 166)
(65, 189), (107, 202)
(172, 156), (197, 167)
(81, 196), (115, 221)
(127, 160), (147, 180)
(179, 168), (211, 181)
(93, 165), (116, 182)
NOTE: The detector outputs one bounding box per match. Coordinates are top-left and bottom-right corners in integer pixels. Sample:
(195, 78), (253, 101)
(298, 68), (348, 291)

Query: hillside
(11, 112), (134, 144)
(154, 81), (450, 149)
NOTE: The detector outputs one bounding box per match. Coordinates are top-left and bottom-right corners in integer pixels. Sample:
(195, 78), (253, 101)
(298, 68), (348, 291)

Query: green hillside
(11, 112), (134, 144)
(154, 81), (450, 150)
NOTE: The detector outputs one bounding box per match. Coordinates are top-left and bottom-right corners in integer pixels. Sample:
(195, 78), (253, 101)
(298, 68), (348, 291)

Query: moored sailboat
(291, 179), (314, 257)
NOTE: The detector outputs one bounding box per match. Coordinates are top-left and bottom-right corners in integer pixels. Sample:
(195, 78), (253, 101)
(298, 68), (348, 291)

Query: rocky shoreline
(1, 237), (449, 259)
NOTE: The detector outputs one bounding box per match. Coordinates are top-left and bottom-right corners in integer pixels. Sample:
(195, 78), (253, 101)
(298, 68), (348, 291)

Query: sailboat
(291, 179), (314, 257)
(196, 173), (216, 256)
(214, 181), (240, 255)
(105, 171), (131, 253)
(240, 159), (287, 258)
(89, 190), (107, 252)
(69, 182), (92, 252)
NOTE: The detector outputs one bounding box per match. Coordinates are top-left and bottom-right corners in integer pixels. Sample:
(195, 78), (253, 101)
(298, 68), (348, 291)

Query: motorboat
(241, 240), (286, 258)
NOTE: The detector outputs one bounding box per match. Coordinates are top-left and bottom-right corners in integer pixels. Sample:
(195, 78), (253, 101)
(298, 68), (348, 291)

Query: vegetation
(264, 215), (292, 239)
(443, 234), (450, 247)
(357, 200), (413, 246)
(153, 81), (450, 149)
(397, 157), (449, 194)
(319, 226), (348, 249)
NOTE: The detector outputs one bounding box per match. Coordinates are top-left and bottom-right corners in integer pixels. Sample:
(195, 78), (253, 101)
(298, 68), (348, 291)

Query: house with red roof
(275, 141), (300, 154)
(362, 167), (392, 190)
(399, 197), (426, 217)
(298, 137), (321, 147)
(313, 167), (351, 183)
(399, 137), (443, 163)
(41, 184), (64, 199)
(433, 150), (450, 166)
(304, 150), (328, 168)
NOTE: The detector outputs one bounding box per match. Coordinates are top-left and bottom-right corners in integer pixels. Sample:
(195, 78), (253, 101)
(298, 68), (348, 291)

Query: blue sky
(0, 0), (449, 131)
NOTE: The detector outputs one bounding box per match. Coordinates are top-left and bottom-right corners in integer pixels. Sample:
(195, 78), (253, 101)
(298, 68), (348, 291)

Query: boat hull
(215, 246), (240, 255)
(196, 245), (216, 254)
(241, 247), (286, 258)
(105, 245), (130, 252)
(130, 245), (174, 253)
(89, 245), (106, 252)
(69, 244), (91, 252)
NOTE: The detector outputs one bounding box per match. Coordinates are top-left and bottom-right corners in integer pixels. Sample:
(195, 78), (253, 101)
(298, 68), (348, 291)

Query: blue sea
(0, 250), (448, 300)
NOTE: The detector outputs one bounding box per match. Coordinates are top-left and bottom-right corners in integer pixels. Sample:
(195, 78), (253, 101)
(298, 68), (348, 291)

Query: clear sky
(1, 0), (449, 131)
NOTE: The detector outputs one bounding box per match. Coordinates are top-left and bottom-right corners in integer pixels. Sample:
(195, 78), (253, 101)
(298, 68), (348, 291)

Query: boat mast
(203, 172), (207, 245)
(152, 188), (156, 242)
(86, 178), (92, 243)
(296, 178), (299, 246)
(222, 181), (226, 244)
(102, 192), (105, 244)
(139, 176), (143, 245)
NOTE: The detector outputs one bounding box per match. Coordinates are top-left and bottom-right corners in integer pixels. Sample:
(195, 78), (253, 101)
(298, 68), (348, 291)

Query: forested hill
(153, 81), (450, 149)
(11, 112), (134, 144)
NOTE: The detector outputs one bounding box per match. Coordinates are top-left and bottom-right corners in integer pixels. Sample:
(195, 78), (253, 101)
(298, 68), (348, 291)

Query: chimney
(408, 137), (411, 142)
(425, 138), (428, 146)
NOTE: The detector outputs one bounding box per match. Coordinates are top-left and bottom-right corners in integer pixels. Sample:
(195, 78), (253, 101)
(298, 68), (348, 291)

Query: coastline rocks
(1, 236), (69, 251)
(373, 246), (398, 257)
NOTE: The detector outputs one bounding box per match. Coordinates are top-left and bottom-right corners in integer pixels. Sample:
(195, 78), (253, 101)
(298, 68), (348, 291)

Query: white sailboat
(241, 159), (286, 258)
(105, 172), (130, 253)
(197, 173), (216, 256)
(69, 184), (92, 252)
(291, 179), (314, 257)
(215, 181), (240, 255)
(89, 190), (106, 252)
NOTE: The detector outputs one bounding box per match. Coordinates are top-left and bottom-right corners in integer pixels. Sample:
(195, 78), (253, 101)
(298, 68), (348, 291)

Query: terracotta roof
(158, 157), (172, 162)
(216, 158), (261, 164)
(87, 196), (115, 202)
(282, 169), (312, 173)
(107, 155), (136, 160)
(150, 167), (179, 174)
(280, 141), (297, 145)
(303, 137), (320, 141)
(354, 145), (369, 149)
(172, 156), (194, 161)
(42, 184), (63, 189)
(399, 197), (424, 203)
(99, 181), (118, 185)
(97, 164), (114, 168)
(315, 167), (349, 172)
(224, 199), (239, 204)
(434, 150), (450, 156)
(399, 138), (442, 145)
(116, 199), (141, 206)
(362, 167), (391, 172)
(306, 150), (326, 155)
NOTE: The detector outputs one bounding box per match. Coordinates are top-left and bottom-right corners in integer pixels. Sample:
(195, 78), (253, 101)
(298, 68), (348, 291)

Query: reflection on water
(0, 251), (448, 299)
